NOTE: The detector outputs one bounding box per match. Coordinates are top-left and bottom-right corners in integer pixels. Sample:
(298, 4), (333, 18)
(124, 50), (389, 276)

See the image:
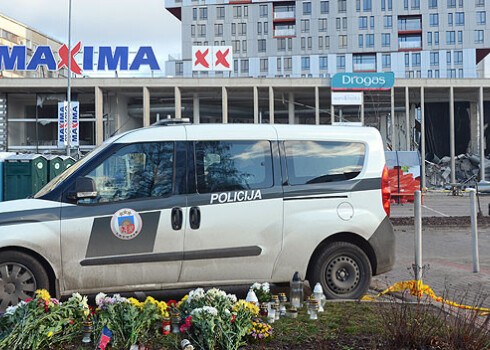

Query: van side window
(284, 141), (365, 185)
(81, 142), (174, 203)
(194, 141), (273, 193)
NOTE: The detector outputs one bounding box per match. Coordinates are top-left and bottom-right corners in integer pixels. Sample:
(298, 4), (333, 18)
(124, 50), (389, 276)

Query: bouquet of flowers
(248, 318), (273, 340)
(251, 282), (272, 303)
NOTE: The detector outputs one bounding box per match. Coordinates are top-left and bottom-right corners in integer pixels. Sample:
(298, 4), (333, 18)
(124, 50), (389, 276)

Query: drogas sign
(0, 42), (160, 74)
(332, 72), (395, 91)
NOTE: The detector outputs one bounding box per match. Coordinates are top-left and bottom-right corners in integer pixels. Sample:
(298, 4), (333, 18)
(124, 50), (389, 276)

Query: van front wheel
(0, 251), (50, 312)
(310, 242), (372, 300)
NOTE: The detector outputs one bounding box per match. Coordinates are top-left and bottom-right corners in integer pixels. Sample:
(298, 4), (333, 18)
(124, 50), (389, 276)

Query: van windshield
(34, 142), (112, 199)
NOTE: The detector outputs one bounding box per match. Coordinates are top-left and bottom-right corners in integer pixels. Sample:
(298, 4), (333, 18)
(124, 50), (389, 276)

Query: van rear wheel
(0, 251), (49, 312)
(310, 242), (371, 299)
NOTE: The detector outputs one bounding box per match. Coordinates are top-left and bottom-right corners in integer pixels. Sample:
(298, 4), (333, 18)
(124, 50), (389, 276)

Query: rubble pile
(425, 153), (490, 189)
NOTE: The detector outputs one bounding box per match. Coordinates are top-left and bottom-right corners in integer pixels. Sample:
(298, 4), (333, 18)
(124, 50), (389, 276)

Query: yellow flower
(128, 297), (142, 307)
(47, 331), (53, 338)
(35, 289), (51, 302)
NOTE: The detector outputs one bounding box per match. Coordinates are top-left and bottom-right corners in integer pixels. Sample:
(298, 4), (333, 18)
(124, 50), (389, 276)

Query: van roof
(114, 123), (380, 143)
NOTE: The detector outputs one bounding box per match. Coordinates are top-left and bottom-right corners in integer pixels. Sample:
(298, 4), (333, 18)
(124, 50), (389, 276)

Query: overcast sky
(2, 0), (182, 76)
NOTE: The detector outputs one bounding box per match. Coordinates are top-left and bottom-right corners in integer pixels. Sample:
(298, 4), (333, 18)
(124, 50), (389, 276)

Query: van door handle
(171, 207), (183, 230)
(189, 207), (201, 230)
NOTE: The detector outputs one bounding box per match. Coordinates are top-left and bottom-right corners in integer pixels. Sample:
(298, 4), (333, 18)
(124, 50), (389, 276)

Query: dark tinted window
(195, 141), (273, 193)
(82, 142), (174, 203)
(285, 141), (365, 185)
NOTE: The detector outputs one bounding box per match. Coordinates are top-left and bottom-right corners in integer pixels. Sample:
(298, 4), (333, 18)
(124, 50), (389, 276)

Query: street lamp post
(66, 0), (72, 156)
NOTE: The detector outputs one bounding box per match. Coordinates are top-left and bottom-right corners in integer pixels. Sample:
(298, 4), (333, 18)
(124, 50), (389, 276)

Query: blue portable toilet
(0, 152), (15, 202)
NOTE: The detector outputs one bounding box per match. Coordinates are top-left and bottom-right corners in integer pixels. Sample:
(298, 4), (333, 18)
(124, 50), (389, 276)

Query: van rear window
(195, 141), (273, 193)
(284, 141), (365, 185)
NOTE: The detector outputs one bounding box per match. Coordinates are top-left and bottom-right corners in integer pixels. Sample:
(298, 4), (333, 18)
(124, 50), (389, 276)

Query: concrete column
(193, 93), (200, 124)
(315, 86), (320, 125)
(143, 87), (150, 127)
(470, 102), (479, 153)
(288, 92), (294, 124)
(479, 86), (485, 181)
(391, 87), (395, 150)
(421, 87), (426, 189)
(222, 86), (228, 123)
(269, 86), (275, 124)
(331, 91), (335, 124)
(95, 86), (104, 145)
(175, 86), (182, 119)
(449, 87), (456, 184)
(405, 86), (410, 151)
(254, 86), (259, 124)
(361, 91), (365, 125)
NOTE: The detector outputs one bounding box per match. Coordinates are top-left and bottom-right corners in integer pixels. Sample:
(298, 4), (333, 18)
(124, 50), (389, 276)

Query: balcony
(398, 40), (422, 50)
(273, 10), (296, 21)
(398, 15), (422, 32)
(274, 28), (296, 37)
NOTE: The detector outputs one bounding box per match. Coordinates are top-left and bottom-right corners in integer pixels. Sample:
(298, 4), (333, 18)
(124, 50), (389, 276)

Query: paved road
(372, 223), (490, 309)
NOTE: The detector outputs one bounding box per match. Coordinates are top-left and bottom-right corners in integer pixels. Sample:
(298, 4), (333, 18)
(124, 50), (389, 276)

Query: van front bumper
(368, 216), (395, 275)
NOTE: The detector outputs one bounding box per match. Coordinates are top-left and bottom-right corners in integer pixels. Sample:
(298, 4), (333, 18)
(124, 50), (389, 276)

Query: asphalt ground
(373, 192), (490, 310)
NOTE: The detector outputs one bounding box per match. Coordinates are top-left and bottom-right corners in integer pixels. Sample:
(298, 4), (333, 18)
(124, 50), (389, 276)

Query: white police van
(0, 122), (394, 309)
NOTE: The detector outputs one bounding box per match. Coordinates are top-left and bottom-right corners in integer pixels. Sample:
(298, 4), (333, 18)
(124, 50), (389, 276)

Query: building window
(382, 53), (391, 68)
(240, 59), (249, 73)
(430, 14), (439, 27)
(258, 39), (266, 52)
(339, 35), (348, 48)
(260, 4), (268, 17)
(301, 37), (306, 49)
(232, 23), (236, 35)
(476, 0), (485, 6)
(191, 25), (196, 37)
(475, 30), (484, 43)
(447, 68), (456, 78)
(301, 57), (310, 70)
(338, 0), (347, 12)
(321, 1), (330, 13)
(217, 7), (225, 19)
(357, 0), (361, 11)
(366, 34), (374, 47)
(198, 25), (206, 37)
(384, 15), (392, 28)
(303, 2), (312, 15)
(448, 0), (456, 7)
(404, 0), (409, 9)
(301, 19), (310, 33)
(455, 12), (464, 26)
(215, 24), (223, 37)
(239, 23), (247, 36)
(381, 0), (386, 10)
(232, 40), (240, 53)
(448, 13), (453, 26)
(428, 32), (432, 45)
(430, 52), (439, 66)
(325, 36), (330, 48)
(458, 30), (463, 43)
(382, 33), (390, 47)
(288, 38), (293, 51)
(319, 36), (324, 49)
(447, 51), (452, 64)
(359, 16), (368, 29)
(277, 38), (286, 51)
(199, 7), (208, 20)
(446, 31), (455, 44)
(370, 16), (375, 29)
(454, 51), (463, 64)
(257, 22), (262, 35)
(284, 57), (292, 71)
(388, 0), (392, 9)
(242, 39), (247, 52)
(359, 34), (364, 47)
(435, 70), (440, 78)
(337, 55), (345, 69)
(477, 12), (486, 25)
(405, 53), (410, 67)
(363, 0), (372, 11)
(429, 0), (438, 8)
(233, 6), (242, 18)
(244, 6), (248, 18)
(264, 22), (268, 34)
(320, 56), (328, 69)
(342, 17), (348, 29)
(176, 62), (183, 75)
(411, 0), (420, 9)
(459, 0), (463, 6)
(435, 31), (439, 44)
(428, 70), (433, 78)
(260, 58), (268, 72)
(458, 68), (463, 78)
(319, 19), (328, 32)
(193, 7), (197, 20)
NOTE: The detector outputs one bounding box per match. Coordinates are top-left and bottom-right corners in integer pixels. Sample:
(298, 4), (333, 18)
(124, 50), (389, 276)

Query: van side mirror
(69, 177), (97, 200)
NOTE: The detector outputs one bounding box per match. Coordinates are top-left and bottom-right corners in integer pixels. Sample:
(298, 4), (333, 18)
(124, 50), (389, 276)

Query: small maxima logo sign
(0, 42), (160, 74)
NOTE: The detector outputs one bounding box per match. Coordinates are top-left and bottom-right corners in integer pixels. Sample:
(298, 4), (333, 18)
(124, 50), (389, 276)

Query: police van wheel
(310, 242), (372, 300)
(0, 251), (50, 312)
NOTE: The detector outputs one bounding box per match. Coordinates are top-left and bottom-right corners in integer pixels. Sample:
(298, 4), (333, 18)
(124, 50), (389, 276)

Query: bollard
(414, 191), (423, 282)
(468, 189), (480, 273)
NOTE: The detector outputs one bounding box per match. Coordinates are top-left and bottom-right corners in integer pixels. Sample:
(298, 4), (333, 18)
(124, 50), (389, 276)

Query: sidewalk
(373, 194), (490, 309)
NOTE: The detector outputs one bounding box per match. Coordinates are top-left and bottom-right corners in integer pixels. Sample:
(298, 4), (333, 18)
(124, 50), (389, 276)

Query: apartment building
(165, 0), (490, 78)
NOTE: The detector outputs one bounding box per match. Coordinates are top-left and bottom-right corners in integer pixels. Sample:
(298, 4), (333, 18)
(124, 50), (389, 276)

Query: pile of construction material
(425, 153), (489, 189)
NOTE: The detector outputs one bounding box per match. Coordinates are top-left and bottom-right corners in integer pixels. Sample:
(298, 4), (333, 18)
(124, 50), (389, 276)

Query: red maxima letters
(194, 48), (210, 68)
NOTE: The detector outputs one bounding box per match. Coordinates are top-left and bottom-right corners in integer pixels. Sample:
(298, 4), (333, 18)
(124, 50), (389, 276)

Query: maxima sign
(332, 72), (395, 91)
(0, 42), (160, 75)
(193, 46), (233, 72)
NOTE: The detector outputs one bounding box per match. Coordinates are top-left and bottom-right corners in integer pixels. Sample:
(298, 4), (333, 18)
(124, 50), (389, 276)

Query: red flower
(168, 300), (177, 307)
(25, 298), (32, 303)
(69, 319), (74, 324)
(231, 314), (236, 323)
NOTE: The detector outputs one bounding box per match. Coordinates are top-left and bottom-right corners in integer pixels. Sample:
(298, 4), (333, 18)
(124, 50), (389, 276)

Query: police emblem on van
(210, 190), (262, 204)
(110, 208), (143, 240)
